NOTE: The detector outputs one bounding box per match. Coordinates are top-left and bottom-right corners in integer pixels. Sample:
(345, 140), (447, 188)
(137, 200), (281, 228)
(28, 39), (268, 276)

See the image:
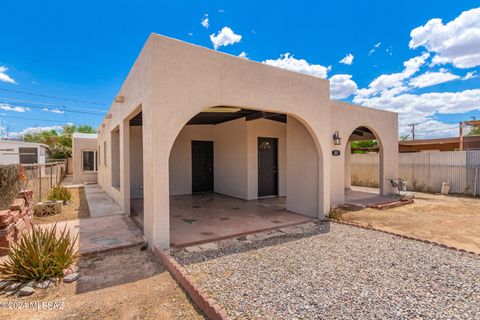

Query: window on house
(19, 147), (38, 164)
(82, 150), (97, 172)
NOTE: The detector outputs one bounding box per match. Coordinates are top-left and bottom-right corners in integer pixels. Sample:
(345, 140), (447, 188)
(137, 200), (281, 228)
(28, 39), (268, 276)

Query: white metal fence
(351, 150), (480, 196)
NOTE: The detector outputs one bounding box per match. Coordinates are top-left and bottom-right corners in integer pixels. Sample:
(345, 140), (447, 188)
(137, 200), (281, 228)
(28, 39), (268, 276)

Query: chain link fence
(19, 160), (67, 203)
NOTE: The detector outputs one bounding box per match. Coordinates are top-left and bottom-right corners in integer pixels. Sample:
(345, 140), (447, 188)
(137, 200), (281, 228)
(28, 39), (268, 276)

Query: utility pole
(408, 123), (420, 141)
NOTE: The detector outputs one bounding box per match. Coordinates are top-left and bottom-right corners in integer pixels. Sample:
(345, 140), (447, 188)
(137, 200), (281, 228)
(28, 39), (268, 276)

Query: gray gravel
(173, 223), (480, 319)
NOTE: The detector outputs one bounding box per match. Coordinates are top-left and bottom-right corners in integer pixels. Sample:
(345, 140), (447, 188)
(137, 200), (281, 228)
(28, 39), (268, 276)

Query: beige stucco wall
(169, 118), (286, 201)
(286, 116), (319, 217)
(169, 125), (214, 195)
(97, 34), (398, 248)
(72, 135), (98, 184)
(213, 118), (248, 199)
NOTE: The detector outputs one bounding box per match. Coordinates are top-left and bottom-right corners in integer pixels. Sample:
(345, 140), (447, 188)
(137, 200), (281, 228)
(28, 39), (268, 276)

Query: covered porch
(132, 193), (314, 247)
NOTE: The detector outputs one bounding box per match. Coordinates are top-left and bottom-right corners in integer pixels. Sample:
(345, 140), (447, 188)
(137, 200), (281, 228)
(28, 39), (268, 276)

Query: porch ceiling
(187, 108), (287, 125)
(348, 126), (376, 141)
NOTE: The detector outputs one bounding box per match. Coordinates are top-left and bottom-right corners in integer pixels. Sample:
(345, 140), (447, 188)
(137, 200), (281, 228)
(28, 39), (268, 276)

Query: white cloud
(409, 69), (460, 88)
(409, 7), (480, 68)
(42, 107), (65, 114)
(464, 71), (478, 80)
(238, 51), (248, 59)
(263, 53), (331, 78)
(210, 27), (242, 50)
(0, 103), (29, 113)
(201, 15), (209, 28)
(0, 66), (16, 84)
(329, 74), (358, 99)
(357, 53), (430, 98)
(339, 53), (354, 65)
(8, 125), (63, 139)
(218, 9), (225, 13)
(369, 42), (382, 55)
(354, 89), (480, 138)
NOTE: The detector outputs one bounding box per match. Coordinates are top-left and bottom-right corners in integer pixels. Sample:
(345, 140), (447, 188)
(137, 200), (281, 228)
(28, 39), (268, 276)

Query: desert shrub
(328, 207), (344, 220)
(0, 165), (21, 210)
(0, 224), (78, 282)
(47, 185), (72, 203)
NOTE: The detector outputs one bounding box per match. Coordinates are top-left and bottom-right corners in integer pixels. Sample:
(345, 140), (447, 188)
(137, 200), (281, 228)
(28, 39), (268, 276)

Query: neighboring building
(399, 136), (480, 153)
(72, 133), (98, 184)
(0, 140), (50, 165)
(97, 34), (399, 248)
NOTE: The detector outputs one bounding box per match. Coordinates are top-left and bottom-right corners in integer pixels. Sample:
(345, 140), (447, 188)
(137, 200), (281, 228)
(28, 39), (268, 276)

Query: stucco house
(97, 34), (399, 248)
(72, 133), (98, 184)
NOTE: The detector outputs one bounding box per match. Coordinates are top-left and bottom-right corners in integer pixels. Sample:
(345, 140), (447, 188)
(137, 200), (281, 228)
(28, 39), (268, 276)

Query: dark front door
(258, 137), (278, 197)
(192, 141), (214, 193)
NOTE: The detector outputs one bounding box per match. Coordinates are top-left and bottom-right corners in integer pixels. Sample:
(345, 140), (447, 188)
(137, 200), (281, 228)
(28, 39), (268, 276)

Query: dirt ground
(0, 247), (204, 320)
(33, 187), (90, 225)
(340, 191), (480, 254)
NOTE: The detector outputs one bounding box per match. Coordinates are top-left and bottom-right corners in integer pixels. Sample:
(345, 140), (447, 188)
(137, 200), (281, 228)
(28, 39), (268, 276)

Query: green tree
(351, 140), (378, 154)
(400, 135), (409, 141)
(467, 126), (480, 136)
(21, 124), (97, 159)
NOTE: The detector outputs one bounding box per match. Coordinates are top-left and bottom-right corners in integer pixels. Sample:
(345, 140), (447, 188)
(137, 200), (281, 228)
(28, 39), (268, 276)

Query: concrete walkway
(47, 215), (146, 255)
(84, 184), (124, 218)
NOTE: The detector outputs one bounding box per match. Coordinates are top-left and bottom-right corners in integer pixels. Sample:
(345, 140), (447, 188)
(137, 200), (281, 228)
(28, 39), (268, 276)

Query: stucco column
(379, 143), (399, 195)
(344, 142), (352, 189)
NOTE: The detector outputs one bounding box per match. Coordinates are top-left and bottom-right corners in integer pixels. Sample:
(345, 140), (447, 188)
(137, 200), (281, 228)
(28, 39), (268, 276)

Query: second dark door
(192, 141), (214, 193)
(258, 137), (278, 197)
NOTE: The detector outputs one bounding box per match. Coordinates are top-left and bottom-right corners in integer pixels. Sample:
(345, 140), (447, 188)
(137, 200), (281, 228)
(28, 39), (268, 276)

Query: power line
(0, 114), (74, 124)
(0, 87), (108, 106)
(0, 101), (106, 116)
(0, 97), (107, 113)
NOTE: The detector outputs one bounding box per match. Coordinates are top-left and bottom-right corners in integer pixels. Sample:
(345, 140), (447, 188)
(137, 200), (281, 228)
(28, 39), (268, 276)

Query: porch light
(333, 131), (342, 145)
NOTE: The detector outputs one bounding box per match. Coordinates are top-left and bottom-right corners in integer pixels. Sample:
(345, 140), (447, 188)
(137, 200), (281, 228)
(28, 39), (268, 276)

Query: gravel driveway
(173, 223), (480, 319)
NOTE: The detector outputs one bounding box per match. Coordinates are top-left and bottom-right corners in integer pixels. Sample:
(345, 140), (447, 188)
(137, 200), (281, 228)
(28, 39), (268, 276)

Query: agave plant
(47, 185), (72, 204)
(0, 224), (79, 282)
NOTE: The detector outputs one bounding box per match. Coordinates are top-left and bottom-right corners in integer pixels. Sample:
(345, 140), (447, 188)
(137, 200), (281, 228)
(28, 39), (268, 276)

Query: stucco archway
(344, 125), (386, 200)
(166, 106), (325, 246)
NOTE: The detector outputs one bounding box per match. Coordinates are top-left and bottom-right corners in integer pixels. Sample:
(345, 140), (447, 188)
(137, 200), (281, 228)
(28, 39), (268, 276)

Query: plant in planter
(47, 185), (72, 204)
(0, 223), (78, 283)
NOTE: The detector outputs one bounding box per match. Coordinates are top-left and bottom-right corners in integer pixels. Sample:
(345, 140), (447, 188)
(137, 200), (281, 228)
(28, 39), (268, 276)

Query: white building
(0, 140), (50, 165)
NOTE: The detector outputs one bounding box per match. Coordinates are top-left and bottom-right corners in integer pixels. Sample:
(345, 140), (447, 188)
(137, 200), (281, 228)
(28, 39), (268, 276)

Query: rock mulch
(0, 265), (80, 298)
(173, 223), (480, 319)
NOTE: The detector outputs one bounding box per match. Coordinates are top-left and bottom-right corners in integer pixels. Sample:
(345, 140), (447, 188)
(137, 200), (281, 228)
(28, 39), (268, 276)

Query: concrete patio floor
(169, 193), (314, 247)
(344, 186), (400, 208)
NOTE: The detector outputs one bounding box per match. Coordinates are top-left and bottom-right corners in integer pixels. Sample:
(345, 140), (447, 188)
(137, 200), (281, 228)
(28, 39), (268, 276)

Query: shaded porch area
(166, 193), (314, 247)
(131, 194), (317, 248)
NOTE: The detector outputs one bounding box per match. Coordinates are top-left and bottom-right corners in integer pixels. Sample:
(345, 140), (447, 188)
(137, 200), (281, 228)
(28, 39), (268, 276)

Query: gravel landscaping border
(172, 223), (480, 319)
(331, 218), (480, 256)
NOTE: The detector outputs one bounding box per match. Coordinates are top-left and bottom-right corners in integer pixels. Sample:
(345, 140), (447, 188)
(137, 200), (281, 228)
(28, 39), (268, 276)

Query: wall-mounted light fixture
(333, 131), (342, 145)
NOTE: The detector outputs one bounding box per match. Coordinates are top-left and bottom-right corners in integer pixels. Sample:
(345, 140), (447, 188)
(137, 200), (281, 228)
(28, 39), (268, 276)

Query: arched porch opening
(167, 106), (324, 247)
(344, 126), (386, 206)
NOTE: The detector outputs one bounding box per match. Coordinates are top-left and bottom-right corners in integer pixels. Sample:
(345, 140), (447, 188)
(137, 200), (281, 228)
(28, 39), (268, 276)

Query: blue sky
(0, 1), (479, 139)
